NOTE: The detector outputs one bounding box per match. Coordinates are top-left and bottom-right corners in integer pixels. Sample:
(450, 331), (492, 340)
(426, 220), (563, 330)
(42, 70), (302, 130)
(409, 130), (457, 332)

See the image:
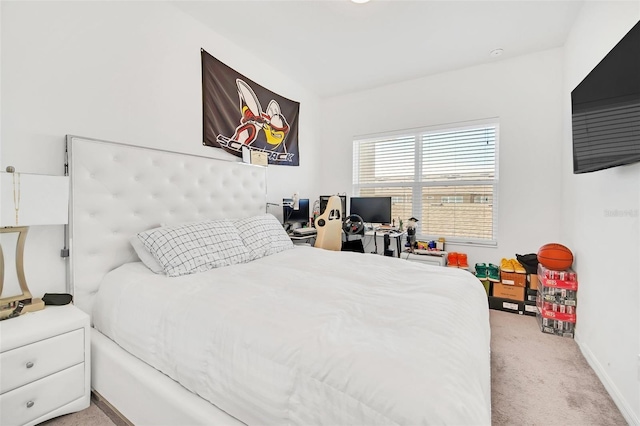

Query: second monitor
(319, 195), (347, 219)
(350, 196), (392, 224)
(283, 198), (310, 226)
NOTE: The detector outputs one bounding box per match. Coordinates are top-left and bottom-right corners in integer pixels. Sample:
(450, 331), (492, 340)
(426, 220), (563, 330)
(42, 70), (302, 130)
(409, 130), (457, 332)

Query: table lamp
(0, 168), (69, 319)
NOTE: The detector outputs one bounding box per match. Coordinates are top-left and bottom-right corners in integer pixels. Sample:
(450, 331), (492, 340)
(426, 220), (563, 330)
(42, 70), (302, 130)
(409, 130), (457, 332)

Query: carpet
(490, 309), (626, 425)
(43, 310), (627, 425)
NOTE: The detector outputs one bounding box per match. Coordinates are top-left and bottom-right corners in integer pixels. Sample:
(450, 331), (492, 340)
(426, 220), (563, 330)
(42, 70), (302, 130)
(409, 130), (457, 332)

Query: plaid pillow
(233, 214), (294, 260)
(136, 219), (250, 277)
(130, 234), (164, 274)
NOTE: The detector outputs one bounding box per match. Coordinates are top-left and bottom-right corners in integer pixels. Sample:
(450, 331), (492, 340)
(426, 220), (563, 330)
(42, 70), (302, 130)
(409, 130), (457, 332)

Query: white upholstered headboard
(66, 136), (267, 316)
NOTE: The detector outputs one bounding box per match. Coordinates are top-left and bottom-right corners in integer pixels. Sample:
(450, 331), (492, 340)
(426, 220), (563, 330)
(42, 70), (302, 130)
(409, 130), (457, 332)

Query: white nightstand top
(0, 305), (89, 352)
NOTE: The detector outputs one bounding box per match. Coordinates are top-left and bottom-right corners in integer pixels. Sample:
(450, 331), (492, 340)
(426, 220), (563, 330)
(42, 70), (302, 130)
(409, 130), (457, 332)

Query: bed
(66, 135), (491, 425)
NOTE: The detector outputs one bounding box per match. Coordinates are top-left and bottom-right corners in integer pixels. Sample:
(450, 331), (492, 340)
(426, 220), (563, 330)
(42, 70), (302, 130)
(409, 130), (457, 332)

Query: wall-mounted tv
(571, 20), (640, 174)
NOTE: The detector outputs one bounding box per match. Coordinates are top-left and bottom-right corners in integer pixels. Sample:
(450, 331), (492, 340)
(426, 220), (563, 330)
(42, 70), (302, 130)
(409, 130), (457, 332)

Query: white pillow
(135, 219), (251, 277)
(233, 213), (294, 260)
(129, 234), (164, 274)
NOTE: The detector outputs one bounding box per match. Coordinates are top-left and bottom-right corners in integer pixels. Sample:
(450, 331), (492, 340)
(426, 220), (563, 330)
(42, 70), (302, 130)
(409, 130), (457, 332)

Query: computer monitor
(283, 198), (310, 225)
(350, 196), (392, 224)
(319, 195), (347, 219)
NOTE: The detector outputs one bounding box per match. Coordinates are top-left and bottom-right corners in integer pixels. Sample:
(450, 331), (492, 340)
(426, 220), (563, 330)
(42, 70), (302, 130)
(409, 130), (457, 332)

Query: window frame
(352, 118), (499, 246)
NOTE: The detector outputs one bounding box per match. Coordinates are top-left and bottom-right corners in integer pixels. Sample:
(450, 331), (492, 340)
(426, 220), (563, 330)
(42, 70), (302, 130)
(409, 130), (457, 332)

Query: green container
(480, 279), (490, 296)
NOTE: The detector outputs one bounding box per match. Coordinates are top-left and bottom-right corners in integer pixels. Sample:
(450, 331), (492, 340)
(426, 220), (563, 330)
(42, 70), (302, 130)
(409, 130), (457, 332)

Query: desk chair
(314, 195), (343, 251)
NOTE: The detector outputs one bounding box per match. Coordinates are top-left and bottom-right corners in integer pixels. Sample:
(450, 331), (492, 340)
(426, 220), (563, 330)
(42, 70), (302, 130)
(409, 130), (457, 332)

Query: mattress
(92, 246), (491, 425)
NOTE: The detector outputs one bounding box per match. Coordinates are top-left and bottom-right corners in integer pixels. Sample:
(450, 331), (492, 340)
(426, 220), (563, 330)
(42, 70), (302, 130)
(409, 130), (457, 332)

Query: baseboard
(92, 391), (133, 426)
(575, 335), (639, 425)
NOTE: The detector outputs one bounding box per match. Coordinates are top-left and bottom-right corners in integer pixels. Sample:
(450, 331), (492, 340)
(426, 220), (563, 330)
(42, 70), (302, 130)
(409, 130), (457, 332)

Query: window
(441, 196), (463, 204)
(473, 195), (492, 204)
(352, 120), (498, 245)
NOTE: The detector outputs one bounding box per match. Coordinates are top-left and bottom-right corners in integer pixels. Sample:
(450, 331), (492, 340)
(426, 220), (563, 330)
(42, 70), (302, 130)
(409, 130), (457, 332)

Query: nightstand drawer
(0, 328), (84, 394)
(0, 362), (84, 426)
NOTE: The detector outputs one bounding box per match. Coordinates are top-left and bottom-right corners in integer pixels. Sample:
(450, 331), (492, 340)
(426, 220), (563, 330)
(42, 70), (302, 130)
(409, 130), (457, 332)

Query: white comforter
(93, 246), (491, 425)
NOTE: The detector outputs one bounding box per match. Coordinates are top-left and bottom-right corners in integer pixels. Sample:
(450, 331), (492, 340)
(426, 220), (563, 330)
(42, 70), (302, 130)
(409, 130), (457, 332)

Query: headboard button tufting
(67, 136), (267, 317)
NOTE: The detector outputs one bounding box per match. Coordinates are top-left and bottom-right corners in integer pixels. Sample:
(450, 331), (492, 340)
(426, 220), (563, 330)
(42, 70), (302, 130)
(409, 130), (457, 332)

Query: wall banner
(202, 49), (300, 166)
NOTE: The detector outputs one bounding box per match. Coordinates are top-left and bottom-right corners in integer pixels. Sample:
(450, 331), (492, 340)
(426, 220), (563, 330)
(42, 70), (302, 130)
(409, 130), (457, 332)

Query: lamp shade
(0, 172), (69, 226)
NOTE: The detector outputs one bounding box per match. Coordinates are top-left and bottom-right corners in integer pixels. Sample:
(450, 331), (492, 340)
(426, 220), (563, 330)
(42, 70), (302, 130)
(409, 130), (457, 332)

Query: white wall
(0, 1), (322, 297)
(562, 3), (640, 423)
(320, 49), (565, 266)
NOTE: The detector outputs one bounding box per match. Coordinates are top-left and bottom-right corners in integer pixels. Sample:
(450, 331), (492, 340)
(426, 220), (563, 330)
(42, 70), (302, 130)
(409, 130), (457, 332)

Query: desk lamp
(0, 168), (69, 319)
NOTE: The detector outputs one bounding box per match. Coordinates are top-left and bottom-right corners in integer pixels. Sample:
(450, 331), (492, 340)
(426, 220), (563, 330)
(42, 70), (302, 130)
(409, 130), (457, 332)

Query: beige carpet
(40, 399), (116, 426)
(44, 310), (626, 425)
(490, 310), (626, 426)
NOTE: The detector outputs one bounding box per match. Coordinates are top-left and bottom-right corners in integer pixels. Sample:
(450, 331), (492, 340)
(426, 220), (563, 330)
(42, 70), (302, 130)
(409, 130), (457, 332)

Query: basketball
(537, 243), (573, 271)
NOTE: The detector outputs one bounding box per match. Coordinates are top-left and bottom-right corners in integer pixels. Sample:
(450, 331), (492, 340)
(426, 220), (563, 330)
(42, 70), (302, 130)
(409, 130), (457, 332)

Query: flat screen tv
(571, 20), (640, 174)
(350, 196), (392, 224)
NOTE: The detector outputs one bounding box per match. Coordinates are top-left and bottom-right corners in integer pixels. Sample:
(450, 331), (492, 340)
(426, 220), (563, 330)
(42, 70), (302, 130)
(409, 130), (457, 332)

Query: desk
(363, 230), (406, 258)
(288, 233), (316, 245)
(290, 230), (405, 255)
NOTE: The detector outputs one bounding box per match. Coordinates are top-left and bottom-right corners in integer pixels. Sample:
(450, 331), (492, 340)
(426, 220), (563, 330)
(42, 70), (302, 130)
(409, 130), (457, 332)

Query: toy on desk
(309, 199), (320, 228)
(405, 217), (419, 251)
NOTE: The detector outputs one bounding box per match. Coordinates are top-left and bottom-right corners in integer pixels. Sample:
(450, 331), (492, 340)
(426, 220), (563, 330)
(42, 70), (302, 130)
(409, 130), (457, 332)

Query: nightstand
(0, 305), (90, 426)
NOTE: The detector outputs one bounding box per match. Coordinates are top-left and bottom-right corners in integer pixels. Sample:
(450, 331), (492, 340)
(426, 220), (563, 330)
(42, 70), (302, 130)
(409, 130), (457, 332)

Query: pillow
(135, 219), (251, 277)
(233, 213), (294, 260)
(129, 234), (164, 274)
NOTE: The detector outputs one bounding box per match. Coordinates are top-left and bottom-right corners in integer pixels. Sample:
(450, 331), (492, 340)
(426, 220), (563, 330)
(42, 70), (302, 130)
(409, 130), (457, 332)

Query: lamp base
(0, 298), (45, 320)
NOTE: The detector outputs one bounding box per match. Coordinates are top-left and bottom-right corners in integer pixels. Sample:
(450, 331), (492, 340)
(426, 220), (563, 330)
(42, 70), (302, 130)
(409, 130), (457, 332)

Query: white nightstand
(0, 305), (90, 426)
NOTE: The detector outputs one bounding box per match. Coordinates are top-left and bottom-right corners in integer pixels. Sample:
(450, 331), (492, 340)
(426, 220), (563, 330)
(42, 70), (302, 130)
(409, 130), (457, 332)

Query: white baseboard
(576, 333), (639, 425)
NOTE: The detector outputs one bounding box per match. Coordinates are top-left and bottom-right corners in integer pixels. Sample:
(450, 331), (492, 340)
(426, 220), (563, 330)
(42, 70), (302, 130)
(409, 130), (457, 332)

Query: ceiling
(175, 0), (585, 98)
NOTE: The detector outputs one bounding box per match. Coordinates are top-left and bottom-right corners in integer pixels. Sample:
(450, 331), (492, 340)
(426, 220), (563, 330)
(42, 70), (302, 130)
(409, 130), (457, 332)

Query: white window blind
(353, 121), (498, 245)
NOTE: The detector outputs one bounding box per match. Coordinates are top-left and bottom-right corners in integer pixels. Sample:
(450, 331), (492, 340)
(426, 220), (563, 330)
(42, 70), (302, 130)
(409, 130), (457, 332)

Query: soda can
(560, 305), (566, 314)
(559, 271), (567, 280)
(568, 272), (577, 281)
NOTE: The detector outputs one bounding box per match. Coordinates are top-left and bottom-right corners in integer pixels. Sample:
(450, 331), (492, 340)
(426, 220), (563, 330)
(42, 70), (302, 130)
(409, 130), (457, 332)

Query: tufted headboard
(66, 136), (267, 317)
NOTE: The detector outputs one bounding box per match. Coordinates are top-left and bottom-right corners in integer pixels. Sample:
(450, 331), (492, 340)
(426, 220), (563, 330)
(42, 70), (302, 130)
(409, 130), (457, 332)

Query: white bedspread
(93, 246), (491, 425)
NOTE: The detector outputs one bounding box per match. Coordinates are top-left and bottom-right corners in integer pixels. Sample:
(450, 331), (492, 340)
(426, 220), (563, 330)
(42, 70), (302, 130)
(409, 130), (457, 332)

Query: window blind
(353, 121), (498, 245)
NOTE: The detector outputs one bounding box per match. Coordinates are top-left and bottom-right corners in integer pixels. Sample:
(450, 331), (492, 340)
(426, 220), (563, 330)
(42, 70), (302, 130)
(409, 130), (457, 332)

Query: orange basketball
(537, 243), (573, 271)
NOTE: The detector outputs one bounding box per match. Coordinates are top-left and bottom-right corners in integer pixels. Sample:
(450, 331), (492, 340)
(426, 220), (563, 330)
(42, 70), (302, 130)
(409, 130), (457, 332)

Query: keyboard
(293, 227), (317, 236)
(375, 226), (398, 232)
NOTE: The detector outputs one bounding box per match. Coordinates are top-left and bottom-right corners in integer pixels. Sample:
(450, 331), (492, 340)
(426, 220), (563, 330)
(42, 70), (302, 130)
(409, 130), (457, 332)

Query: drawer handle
(26, 401), (34, 408)
(26, 361), (34, 369)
